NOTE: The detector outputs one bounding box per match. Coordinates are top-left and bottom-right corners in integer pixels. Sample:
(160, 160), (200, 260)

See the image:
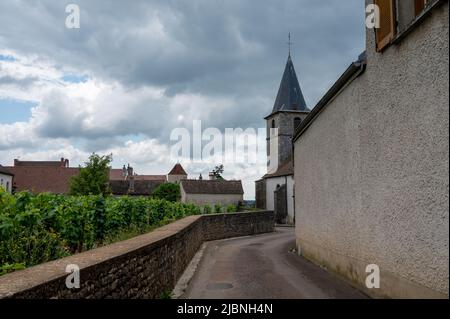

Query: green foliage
(214, 203), (222, 214)
(211, 164), (224, 180)
(203, 204), (212, 214)
(0, 187), (203, 275)
(226, 204), (237, 213)
(160, 290), (173, 299)
(69, 153), (112, 196)
(0, 263), (26, 276)
(152, 183), (181, 202)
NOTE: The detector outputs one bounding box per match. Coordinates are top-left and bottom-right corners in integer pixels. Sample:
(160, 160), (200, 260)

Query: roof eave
(0, 171), (14, 176)
(263, 172), (293, 179)
(293, 57), (366, 143)
(264, 109), (310, 120)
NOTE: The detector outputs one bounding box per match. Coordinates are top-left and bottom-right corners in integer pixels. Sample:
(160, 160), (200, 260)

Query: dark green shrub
(214, 203), (222, 214)
(203, 204), (212, 214)
(152, 183), (181, 202)
(0, 188), (201, 275)
(226, 204), (237, 213)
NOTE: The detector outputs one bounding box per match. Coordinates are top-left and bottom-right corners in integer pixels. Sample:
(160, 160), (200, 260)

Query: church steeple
(271, 54), (308, 115)
(265, 46), (310, 174)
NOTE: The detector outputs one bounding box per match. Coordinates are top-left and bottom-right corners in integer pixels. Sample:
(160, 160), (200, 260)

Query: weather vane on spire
(287, 32), (293, 57)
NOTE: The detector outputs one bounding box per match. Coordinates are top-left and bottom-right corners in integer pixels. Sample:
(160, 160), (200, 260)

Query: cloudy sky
(0, 0), (365, 199)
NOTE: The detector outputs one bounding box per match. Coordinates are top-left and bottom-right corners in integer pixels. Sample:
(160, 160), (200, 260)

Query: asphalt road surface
(181, 227), (367, 299)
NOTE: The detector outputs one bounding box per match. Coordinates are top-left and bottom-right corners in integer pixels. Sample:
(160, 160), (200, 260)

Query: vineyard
(0, 188), (202, 275)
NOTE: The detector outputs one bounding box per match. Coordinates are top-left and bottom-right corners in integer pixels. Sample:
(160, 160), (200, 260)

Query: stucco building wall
(167, 174), (187, 183)
(181, 191), (243, 207)
(266, 176), (295, 223)
(0, 173), (13, 193)
(294, 2), (448, 298)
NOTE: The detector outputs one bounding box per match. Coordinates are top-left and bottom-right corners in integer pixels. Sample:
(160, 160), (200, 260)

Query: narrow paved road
(182, 227), (367, 299)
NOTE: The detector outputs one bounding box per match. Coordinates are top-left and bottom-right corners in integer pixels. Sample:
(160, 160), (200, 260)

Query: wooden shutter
(415, 0), (427, 16)
(375, 0), (396, 52)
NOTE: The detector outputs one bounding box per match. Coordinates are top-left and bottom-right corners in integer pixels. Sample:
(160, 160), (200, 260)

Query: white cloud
(0, 1), (366, 199)
(0, 51), (265, 199)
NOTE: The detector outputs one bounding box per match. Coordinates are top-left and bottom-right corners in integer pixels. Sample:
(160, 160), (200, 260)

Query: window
(6, 181), (9, 192)
(376, 0), (433, 51)
(294, 117), (302, 129)
(397, 0), (431, 31)
(271, 119), (276, 129)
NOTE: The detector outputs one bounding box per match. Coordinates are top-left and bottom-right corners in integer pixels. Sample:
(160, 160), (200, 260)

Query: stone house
(0, 165), (14, 193)
(7, 158), (80, 194)
(109, 164), (167, 196)
(7, 159), (188, 197)
(293, 0), (448, 298)
(180, 179), (244, 207)
(109, 163), (188, 196)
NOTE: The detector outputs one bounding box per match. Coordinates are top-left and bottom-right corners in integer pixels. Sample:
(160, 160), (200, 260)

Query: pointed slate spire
(271, 55), (308, 114)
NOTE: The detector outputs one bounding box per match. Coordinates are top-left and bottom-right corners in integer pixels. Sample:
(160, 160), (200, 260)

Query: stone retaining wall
(0, 211), (274, 299)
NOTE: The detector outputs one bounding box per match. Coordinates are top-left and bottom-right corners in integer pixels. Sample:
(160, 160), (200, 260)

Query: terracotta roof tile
(109, 169), (125, 180)
(168, 164), (187, 176)
(134, 175), (167, 181)
(14, 159), (68, 167)
(8, 166), (80, 194)
(263, 161), (293, 178)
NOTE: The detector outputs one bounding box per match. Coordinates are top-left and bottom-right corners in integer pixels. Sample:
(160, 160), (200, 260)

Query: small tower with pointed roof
(167, 163), (188, 183)
(265, 49), (310, 174)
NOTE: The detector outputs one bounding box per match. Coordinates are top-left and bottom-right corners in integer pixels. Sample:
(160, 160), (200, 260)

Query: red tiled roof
(14, 158), (69, 167)
(263, 161), (293, 179)
(0, 165), (14, 176)
(168, 164), (187, 176)
(180, 180), (244, 195)
(110, 169), (167, 181)
(134, 175), (166, 181)
(8, 166), (80, 194)
(109, 169), (125, 180)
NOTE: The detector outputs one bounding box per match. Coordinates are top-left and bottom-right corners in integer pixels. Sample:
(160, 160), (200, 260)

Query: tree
(152, 183), (181, 202)
(211, 164), (224, 180)
(69, 153), (112, 195)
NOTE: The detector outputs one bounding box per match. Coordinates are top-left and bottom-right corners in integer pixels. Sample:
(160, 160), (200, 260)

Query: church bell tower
(266, 50), (310, 174)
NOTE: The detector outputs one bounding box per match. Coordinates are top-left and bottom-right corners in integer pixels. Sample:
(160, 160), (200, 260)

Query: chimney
(64, 159), (69, 167)
(127, 164), (133, 180)
(122, 165), (127, 179)
(199, 173), (203, 180)
(60, 158), (65, 167)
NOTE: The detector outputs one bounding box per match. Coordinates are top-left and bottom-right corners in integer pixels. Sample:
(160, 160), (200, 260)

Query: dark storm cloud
(0, 0), (365, 138)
